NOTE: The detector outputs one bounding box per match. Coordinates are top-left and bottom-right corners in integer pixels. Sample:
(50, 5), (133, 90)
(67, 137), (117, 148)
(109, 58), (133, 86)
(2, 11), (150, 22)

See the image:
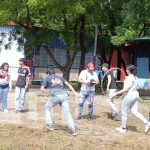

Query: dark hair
(1, 62), (9, 71)
(19, 58), (26, 63)
(126, 64), (137, 76)
(46, 68), (55, 75)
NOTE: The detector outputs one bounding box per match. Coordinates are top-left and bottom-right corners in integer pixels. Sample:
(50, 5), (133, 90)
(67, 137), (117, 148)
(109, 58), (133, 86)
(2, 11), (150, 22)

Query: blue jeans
(44, 94), (76, 131)
(15, 86), (26, 111)
(77, 90), (95, 118)
(0, 87), (9, 110)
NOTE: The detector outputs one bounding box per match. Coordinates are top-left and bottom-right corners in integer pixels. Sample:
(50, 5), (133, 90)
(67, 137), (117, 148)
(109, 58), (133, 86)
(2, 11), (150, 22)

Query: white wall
(0, 29), (24, 81)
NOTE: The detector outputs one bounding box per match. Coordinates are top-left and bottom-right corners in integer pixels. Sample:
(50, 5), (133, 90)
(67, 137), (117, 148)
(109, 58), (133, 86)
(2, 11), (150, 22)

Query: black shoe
(20, 110), (24, 113)
(77, 116), (81, 120)
(87, 116), (92, 121)
(69, 130), (77, 136)
(43, 124), (55, 132)
(113, 113), (120, 121)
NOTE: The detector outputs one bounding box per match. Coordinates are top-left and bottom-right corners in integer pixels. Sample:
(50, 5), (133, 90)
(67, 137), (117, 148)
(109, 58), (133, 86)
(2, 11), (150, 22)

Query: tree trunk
(79, 14), (87, 74)
(42, 44), (76, 81)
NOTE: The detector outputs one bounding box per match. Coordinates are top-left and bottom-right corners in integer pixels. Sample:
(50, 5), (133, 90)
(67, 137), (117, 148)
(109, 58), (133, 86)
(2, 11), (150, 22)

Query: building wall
(0, 26), (25, 81)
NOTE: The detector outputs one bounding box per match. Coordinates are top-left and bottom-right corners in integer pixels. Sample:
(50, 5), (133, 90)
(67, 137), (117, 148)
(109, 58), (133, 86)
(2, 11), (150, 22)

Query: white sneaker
(145, 122), (150, 134)
(4, 109), (8, 112)
(115, 127), (126, 133)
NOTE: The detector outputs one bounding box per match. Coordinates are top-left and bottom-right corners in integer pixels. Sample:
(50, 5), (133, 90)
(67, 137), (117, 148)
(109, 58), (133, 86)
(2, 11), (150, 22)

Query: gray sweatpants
(107, 89), (119, 115)
(121, 91), (148, 128)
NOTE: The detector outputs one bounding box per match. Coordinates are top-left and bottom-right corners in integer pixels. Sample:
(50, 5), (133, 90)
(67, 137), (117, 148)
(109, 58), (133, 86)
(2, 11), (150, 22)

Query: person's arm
(65, 81), (78, 96)
(107, 74), (111, 91)
(112, 88), (128, 97)
(78, 71), (89, 85)
(25, 67), (31, 89)
(41, 85), (50, 93)
(8, 75), (12, 92)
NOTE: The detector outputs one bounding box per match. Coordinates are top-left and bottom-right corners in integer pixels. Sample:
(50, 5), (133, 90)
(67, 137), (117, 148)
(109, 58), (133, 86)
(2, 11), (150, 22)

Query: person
(77, 62), (99, 120)
(0, 62), (12, 112)
(15, 58), (31, 113)
(111, 64), (150, 134)
(41, 68), (78, 136)
(95, 66), (103, 82)
(101, 63), (119, 120)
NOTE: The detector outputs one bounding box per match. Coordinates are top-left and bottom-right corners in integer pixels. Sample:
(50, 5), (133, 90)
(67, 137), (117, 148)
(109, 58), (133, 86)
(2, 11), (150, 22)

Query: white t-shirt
(123, 74), (138, 91)
(79, 69), (98, 91)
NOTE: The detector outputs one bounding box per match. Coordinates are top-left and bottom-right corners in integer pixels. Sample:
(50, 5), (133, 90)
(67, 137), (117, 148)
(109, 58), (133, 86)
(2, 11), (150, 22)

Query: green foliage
(112, 0), (150, 46)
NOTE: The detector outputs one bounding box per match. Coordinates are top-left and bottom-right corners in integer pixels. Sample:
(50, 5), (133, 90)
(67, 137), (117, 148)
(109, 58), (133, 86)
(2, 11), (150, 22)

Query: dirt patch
(0, 90), (150, 150)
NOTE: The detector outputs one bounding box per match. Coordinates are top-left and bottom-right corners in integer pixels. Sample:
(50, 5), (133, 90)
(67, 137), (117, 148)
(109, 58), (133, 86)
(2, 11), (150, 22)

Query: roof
(135, 36), (150, 42)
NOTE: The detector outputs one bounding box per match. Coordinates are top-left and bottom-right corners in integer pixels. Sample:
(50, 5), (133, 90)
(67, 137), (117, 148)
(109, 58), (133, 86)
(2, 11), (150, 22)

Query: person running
(111, 64), (150, 134)
(41, 68), (78, 136)
(101, 63), (119, 120)
(0, 62), (12, 112)
(15, 58), (31, 113)
(77, 62), (99, 120)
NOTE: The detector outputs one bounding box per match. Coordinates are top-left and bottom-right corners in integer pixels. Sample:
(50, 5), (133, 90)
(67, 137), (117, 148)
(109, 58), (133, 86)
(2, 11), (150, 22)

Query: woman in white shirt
(0, 62), (12, 112)
(112, 64), (150, 134)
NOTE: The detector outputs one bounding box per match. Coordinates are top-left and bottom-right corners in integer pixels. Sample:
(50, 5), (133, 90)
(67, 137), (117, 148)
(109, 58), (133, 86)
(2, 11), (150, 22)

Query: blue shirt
(42, 74), (67, 95)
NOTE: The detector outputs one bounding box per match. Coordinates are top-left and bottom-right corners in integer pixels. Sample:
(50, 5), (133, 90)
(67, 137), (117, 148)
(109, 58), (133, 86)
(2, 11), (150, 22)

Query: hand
(110, 93), (116, 98)
(74, 92), (79, 97)
(25, 85), (28, 89)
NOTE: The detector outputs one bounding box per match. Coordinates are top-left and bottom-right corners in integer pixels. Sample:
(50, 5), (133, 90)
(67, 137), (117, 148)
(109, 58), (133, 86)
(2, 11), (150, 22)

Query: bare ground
(0, 89), (150, 150)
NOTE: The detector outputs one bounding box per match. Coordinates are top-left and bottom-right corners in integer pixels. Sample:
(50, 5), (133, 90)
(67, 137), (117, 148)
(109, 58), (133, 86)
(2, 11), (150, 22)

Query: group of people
(41, 62), (150, 136)
(0, 58), (31, 113)
(0, 59), (150, 136)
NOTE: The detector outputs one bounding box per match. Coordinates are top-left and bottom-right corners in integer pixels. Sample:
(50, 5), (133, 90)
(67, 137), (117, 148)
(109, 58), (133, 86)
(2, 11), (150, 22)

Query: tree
(111, 0), (150, 46)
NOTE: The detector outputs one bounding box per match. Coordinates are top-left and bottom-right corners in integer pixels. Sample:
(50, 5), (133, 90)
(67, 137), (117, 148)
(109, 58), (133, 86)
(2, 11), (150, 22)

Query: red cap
(87, 63), (94, 70)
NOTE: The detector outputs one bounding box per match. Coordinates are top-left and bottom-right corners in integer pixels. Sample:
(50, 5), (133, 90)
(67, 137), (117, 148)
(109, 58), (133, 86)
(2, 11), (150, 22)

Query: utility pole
(93, 25), (98, 67)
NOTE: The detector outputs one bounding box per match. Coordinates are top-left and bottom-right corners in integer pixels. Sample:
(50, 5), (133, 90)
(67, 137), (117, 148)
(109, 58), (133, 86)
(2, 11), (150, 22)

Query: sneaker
(19, 110), (24, 113)
(3, 109), (8, 112)
(69, 130), (77, 136)
(113, 113), (120, 121)
(145, 122), (150, 134)
(77, 116), (81, 120)
(43, 124), (55, 132)
(115, 127), (127, 133)
(87, 116), (92, 121)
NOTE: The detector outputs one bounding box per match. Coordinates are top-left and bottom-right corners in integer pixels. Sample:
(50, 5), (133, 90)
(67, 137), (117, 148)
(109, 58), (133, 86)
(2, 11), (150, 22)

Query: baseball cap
(87, 62), (94, 70)
(19, 58), (26, 63)
(102, 63), (109, 68)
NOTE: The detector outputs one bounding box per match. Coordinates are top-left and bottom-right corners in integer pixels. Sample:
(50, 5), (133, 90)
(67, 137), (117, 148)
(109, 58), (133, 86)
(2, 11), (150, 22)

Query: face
(88, 68), (94, 73)
(3, 65), (9, 71)
(19, 60), (25, 66)
(102, 66), (107, 72)
(126, 69), (130, 75)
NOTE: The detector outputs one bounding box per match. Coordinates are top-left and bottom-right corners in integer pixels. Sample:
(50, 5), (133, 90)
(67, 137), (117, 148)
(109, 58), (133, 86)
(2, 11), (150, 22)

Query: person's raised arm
(65, 81), (78, 97)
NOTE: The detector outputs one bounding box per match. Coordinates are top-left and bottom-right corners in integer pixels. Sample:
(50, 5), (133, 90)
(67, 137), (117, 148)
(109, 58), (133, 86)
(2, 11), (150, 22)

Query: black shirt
(105, 70), (117, 89)
(16, 66), (30, 88)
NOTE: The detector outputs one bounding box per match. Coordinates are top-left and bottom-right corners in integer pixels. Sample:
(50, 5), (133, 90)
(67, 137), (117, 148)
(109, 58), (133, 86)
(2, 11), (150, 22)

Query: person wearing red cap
(77, 62), (99, 120)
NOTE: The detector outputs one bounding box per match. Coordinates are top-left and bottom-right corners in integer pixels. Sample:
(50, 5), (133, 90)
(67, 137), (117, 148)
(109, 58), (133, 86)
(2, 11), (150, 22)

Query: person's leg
(61, 99), (76, 132)
(107, 89), (119, 115)
(115, 94), (131, 133)
(44, 95), (59, 127)
(0, 87), (3, 109)
(19, 88), (26, 111)
(131, 100), (148, 124)
(15, 86), (21, 111)
(77, 90), (86, 118)
(1, 87), (9, 111)
(87, 91), (95, 119)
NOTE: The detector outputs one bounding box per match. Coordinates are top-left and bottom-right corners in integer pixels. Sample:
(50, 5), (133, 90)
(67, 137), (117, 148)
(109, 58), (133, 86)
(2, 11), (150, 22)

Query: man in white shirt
(77, 62), (99, 120)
